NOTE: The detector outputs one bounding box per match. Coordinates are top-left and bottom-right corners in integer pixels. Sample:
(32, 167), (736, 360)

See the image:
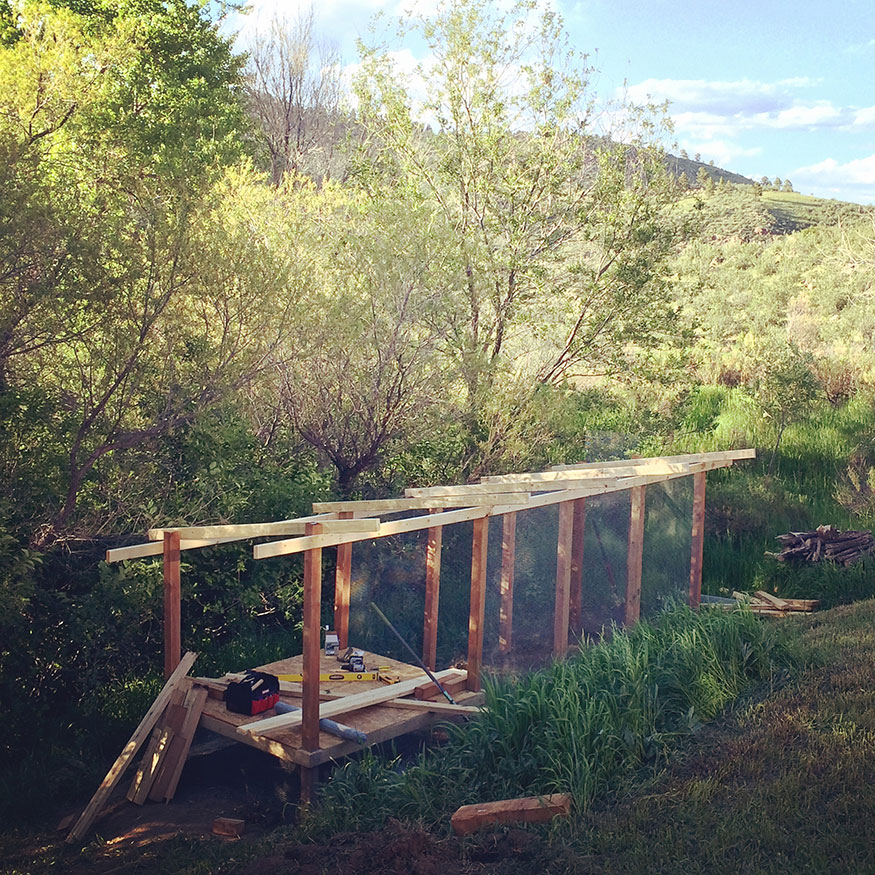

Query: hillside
(666, 152), (755, 187)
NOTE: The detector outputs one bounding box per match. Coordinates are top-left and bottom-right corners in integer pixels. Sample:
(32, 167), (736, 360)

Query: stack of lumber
(767, 525), (874, 566)
(66, 652), (201, 844)
(732, 590), (819, 617)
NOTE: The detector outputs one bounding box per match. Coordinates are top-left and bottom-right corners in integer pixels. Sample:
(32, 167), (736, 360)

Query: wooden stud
(301, 523), (323, 752)
(423, 509), (443, 671)
(569, 498), (586, 637)
(163, 531), (181, 680)
(689, 471), (706, 609)
(550, 448), (755, 471)
(334, 512), (353, 650)
(498, 512), (517, 653)
(553, 500), (574, 658)
(625, 486), (646, 627)
(467, 515), (489, 692)
(313, 493), (529, 512)
(299, 765), (317, 807)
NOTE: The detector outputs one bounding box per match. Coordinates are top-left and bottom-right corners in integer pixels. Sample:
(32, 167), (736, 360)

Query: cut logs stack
(767, 525), (874, 566)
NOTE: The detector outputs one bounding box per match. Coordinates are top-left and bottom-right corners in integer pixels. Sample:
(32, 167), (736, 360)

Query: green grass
(303, 604), (791, 836)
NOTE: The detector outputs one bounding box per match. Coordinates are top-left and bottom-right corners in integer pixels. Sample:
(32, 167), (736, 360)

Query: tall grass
(307, 605), (791, 836)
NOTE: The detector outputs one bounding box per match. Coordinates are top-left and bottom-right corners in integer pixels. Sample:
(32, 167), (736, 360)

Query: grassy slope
(7, 600), (875, 873)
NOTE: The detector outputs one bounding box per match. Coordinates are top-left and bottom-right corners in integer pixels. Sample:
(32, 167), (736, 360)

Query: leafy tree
(353, 0), (678, 474)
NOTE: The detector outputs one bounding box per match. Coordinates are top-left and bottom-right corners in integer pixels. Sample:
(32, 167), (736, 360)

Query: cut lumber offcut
(237, 668), (461, 736)
(66, 651), (197, 843)
(450, 793), (573, 835)
(212, 817), (245, 838)
(754, 590), (789, 610)
(413, 670), (469, 701)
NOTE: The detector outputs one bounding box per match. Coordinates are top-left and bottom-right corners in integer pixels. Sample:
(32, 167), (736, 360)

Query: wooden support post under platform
(625, 486), (646, 627)
(689, 471), (706, 608)
(334, 511), (353, 649)
(467, 515), (489, 692)
(302, 524), (323, 753)
(569, 498), (586, 637)
(423, 509), (443, 671)
(163, 531), (181, 680)
(498, 512), (517, 653)
(553, 500), (574, 658)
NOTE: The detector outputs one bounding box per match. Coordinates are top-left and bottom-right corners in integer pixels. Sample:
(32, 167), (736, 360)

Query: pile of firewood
(766, 525), (874, 566)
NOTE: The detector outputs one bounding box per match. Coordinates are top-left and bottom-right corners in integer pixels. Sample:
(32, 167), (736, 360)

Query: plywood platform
(198, 649), (483, 768)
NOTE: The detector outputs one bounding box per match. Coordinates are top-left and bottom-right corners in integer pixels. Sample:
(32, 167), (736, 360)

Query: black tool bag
(224, 670), (280, 716)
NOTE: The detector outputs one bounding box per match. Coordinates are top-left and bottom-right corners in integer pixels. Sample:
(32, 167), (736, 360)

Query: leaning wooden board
(66, 652), (198, 843)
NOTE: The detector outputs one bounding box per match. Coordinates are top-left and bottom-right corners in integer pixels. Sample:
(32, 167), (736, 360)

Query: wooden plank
(156, 685), (209, 801)
(313, 494), (529, 512)
(148, 517), (374, 541)
(482, 461), (703, 483)
(405, 482), (563, 498)
(467, 516), (489, 693)
(66, 652), (197, 843)
(423, 510), (443, 671)
(381, 698), (482, 715)
(550, 449), (756, 471)
(689, 471), (706, 608)
(237, 668), (462, 736)
(334, 512), (353, 650)
(302, 524), (323, 752)
(625, 486), (646, 627)
(450, 793), (572, 835)
(164, 531), (181, 679)
(754, 590), (790, 609)
(553, 500), (574, 658)
(498, 512), (517, 653)
(106, 537), (239, 562)
(569, 498), (586, 636)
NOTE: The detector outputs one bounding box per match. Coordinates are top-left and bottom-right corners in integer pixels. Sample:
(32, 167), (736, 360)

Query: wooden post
(299, 765), (317, 808)
(553, 500), (574, 658)
(301, 523), (323, 753)
(498, 512), (517, 653)
(625, 486), (646, 627)
(689, 471), (706, 608)
(163, 531), (181, 680)
(423, 509), (443, 671)
(569, 498), (586, 637)
(334, 511), (353, 649)
(467, 515), (489, 692)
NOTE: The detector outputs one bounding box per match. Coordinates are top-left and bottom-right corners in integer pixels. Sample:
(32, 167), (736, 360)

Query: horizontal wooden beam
(482, 461), (702, 483)
(106, 538), (241, 563)
(404, 482), (561, 498)
(145, 515), (384, 542)
(312, 493), (530, 513)
(550, 448), (755, 471)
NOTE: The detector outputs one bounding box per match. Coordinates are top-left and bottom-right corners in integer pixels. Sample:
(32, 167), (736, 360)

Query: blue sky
(232, 0), (875, 203)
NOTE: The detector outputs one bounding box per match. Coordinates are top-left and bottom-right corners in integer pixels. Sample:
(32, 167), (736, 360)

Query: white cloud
(854, 106), (875, 126)
(794, 154), (875, 186)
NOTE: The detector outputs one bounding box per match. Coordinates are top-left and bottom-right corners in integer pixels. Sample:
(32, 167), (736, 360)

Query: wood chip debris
(766, 525), (874, 566)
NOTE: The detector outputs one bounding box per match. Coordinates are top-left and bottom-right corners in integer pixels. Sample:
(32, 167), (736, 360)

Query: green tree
(354, 0), (678, 474)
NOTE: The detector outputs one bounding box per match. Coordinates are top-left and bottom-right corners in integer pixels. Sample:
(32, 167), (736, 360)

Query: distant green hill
(665, 153), (754, 187)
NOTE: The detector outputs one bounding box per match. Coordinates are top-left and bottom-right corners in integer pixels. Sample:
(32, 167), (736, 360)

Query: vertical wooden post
(301, 523), (323, 753)
(163, 531), (181, 680)
(334, 511), (353, 649)
(299, 764), (317, 808)
(689, 471), (706, 608)
(553, 500), (574, 658)
(467, 515), (489, 692)
(498, 512), (517, 653)
(423, 509), (443, 671)
(625, 486), (646, 627)
(569, 498), (586, 637)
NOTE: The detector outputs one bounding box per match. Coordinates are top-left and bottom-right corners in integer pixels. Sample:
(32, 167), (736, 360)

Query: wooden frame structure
(106, 448), (754, 795)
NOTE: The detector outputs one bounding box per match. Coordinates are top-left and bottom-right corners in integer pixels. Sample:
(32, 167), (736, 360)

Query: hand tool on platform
(274, 701), (367, 744)
(369, 602), (457, 705)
